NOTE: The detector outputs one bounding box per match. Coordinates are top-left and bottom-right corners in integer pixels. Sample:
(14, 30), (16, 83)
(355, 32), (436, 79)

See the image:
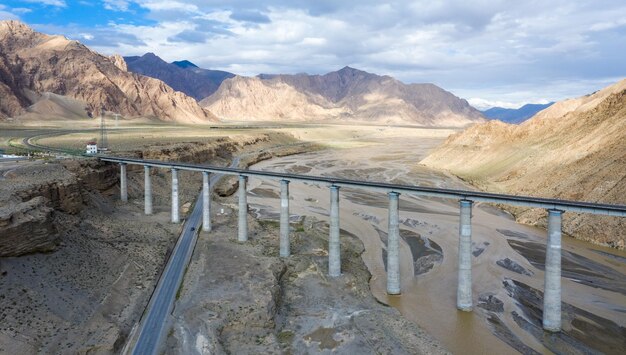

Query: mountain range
(482, 102), (554, 124)
(1, 21), (485, 127)
(124, 53), (234, 101)
(201, 67), (485, 126)
(0, 21), (214, 123)
(421, 79), (626, 248)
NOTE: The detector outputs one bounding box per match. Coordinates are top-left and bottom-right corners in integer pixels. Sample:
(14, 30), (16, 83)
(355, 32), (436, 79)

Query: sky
(1, 1), (625, 109)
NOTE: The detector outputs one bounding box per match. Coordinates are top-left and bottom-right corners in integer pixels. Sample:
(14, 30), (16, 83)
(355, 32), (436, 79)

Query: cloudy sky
(2, 0), (625, 109)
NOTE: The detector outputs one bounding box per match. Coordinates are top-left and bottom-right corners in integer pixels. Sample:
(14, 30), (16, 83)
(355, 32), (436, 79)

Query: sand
(248, 131), (626, 354)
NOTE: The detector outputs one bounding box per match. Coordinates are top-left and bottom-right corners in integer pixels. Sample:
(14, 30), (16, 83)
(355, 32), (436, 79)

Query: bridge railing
(100, 156), (626, 333)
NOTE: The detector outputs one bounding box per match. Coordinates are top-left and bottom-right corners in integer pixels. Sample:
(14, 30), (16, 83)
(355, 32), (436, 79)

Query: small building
(86, 141), (98, 155)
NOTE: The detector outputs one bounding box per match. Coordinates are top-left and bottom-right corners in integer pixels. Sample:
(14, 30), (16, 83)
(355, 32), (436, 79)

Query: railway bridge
(100, 156), (626, 354)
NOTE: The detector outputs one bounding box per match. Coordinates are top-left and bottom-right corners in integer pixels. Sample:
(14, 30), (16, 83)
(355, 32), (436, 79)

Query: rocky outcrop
(0, 20), (216, 123)
(109, 54), (127, 72)
(421, 79), (626, 249)
(0, 160), (118, 256)
(0, 197), (57, 256)
(136, 135), (271, 163)
(202, 66), (485, 127)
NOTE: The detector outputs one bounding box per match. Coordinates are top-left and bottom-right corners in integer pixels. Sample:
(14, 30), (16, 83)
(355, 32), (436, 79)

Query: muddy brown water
(246, 136), (626, 354)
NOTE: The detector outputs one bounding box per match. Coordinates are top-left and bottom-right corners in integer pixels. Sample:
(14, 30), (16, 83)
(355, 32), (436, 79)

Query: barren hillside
(202, 66), (485, 127)
(0, 20), (215, 123)
(421, 79), (626, 248)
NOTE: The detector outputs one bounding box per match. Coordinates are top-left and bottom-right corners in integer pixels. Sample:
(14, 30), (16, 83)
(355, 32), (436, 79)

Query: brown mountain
(0, 20), (215, 123)
(201, 66), (485, 126)
(421, 79), (626, 249)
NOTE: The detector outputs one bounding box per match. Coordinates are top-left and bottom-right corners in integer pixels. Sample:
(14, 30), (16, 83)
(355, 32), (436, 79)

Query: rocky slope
(0, 158), (192, 354)
(0, 160), (117, 256)
(202, 66), (485, 127)
(421, 79), (626, 248)
(0, 133), (315, 353)
(124, 53), (234, 101)
(0, 20), (215, 123)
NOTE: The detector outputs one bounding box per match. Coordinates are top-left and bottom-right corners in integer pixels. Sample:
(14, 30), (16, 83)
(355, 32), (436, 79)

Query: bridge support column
(120, 163), (127, 202)
(171, 168), (179, 223)
(329, 185), (341, 277)
(457, 200), (473, 311)
(144, 166), (152, 215)
(280, 180), (290, 257)
(202, 172), (211, 232)
(387, 192), (401, 295)
(238, 175), (248, 242)
(543, 209), (563, 332)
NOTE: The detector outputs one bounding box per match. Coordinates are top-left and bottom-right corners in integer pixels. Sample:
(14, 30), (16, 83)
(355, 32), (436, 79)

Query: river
(245, 133), (626, 354)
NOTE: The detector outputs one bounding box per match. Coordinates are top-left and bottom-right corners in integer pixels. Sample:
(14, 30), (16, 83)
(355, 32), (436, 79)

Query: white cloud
(138, 1), (199, 13)
(0, 11), (19, 20)
(52, 0), (626, 104)
(80, 33), (94, 40)
(11, 8), (33, 14)
(467, 98), (551, 111)
(0, 5), (20, 20)
(23, 0), (67, 7)
(103, 0), (131, 12)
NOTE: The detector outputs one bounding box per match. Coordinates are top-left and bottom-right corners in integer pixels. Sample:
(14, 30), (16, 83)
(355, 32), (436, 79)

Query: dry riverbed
(247, 135), (626, 354)
(166, 203), (448, 354)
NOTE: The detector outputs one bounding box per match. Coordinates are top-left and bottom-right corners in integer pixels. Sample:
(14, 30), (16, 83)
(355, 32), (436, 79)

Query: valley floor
(1, 122), (625, 354)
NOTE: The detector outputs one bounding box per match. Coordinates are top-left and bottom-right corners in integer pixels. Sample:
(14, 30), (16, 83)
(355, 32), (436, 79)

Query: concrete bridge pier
(120, 163), (127, 202)
(171, 168), (179, 223)
(329, 185), (341, 277)
(280, 179), (290, 257)
(457, 199), (473, 311)
(387, 192), (401, 295)
(144, 166), (152, 215)
(202, 172), (211, 232)
(543, 209), (563, 332)
(238, 175), (248, 242)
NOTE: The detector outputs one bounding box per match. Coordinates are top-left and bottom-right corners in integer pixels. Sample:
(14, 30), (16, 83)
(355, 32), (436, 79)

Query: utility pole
(99, 108), (109, 153)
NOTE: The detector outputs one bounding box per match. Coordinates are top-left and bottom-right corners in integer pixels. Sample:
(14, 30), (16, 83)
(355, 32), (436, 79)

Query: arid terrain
(0, 21), (213, 123)
(422, 79), (626, 249)
(1, 4), (625, 355)
(201, 67), (485, 126)
(1, 123), (456, 354)
(0, 128), (319, 353)
(1, 119), (625, 354)
(247, 131), (626, 354)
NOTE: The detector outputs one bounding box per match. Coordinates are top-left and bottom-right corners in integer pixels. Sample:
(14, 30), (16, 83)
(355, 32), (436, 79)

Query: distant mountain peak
(124, 52), (234, 100)
(338, 65), (358, 72)
(482, 102), (554, 124)
(335, 66), (369, 76)
(203, 67), (485, 126)
(172, 60), (199, 69)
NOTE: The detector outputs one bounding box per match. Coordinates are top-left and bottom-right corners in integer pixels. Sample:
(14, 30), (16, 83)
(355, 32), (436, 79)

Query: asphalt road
(22, 130), (91, 154)
(131, 158), (239, 355)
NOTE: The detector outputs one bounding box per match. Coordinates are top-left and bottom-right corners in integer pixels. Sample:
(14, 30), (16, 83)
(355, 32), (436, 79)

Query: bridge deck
(100, 156), (626, 217)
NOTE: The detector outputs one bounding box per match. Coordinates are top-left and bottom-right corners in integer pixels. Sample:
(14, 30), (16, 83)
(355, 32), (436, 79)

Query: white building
(86, 141), (98, 155)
